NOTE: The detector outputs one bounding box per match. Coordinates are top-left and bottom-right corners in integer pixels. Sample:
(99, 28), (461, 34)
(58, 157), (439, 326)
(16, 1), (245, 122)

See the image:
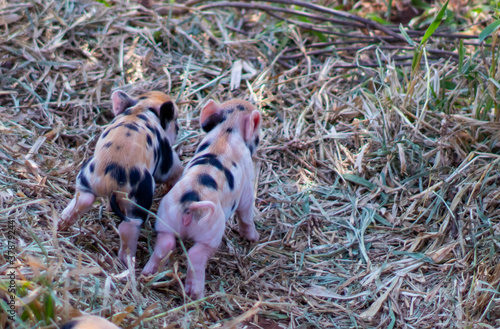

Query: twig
(280, 46), (460, 60)
(198, 2), (365, 28)
(240, 0), (407, 42)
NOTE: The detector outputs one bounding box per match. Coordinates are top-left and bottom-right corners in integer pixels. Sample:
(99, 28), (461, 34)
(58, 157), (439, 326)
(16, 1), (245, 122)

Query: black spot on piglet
(124, 123), (139, 131)
(129, 167), (141, 186)
(201, 112), (226, 132)
(130, 170), (154, 222)
(101, 129), (110, 139)
(180, 191), (200, 203)
(196, 141), (211, 153)
(137, 114), (148, 121)
(198, 174), (218, 190)
(105, 163), (127, 186)
(61, 320), (78, 329)
(160, 101), (175, 129)
(223, 168), (234, 190)
(77, 172), (91, 192)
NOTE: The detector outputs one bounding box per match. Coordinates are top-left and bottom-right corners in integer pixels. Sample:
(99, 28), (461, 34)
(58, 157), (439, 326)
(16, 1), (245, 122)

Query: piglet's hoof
(242, 228), (260, 242)
(184, 280), (204, 300)
(141, 266), (157, 277)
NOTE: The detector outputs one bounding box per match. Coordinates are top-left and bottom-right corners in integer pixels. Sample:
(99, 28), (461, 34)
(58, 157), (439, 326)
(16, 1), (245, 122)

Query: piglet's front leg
(184, 242), (216, 300)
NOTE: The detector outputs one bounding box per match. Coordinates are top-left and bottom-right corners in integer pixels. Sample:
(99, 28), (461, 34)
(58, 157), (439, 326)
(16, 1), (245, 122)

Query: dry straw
(0, 0), (499, 328)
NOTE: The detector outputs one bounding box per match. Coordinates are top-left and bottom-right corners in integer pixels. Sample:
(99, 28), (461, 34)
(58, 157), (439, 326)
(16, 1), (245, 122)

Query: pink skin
(185, 242), (217, 299)
(142, 100), (261, 299)
(60, 191), (96, 230)
(236, 183), (260, 242)
(142, 232), (176, 275)
(118, 219), (142, 266)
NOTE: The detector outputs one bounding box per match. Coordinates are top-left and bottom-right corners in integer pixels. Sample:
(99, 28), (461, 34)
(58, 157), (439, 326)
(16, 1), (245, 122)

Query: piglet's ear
(200, 100), (224, 132)
(111, 91), (137, 116)
(159, 101), (175, 129)
(242, 110), (261, 143)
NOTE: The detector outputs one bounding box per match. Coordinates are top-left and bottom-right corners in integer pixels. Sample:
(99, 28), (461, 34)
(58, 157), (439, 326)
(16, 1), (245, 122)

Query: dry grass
(1, 0), (500, 328)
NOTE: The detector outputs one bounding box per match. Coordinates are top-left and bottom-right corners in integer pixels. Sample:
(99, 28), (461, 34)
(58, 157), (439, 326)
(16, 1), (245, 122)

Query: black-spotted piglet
(59, 91), (183, 265)
(142, 99), (261, 299)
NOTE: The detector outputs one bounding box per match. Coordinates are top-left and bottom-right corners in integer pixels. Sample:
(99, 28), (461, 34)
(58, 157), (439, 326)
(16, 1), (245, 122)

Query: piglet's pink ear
(111, 90), (137, 116)
(242, 110), (261, 143)
(200, 100), (224, 132)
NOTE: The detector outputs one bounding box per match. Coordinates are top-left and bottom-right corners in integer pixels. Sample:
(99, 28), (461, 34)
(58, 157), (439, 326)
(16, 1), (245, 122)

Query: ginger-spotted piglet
(61, 315), (119, 329)
(59, 91), (183, 265)
(142, 99), (261, 299)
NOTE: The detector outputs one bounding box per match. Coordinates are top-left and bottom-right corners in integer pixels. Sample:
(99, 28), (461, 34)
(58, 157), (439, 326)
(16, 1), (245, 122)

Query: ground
(0, 0), (499, 328)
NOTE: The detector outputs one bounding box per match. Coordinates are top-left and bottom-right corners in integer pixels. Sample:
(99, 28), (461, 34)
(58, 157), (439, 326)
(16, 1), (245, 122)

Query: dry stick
(198, 2), (365, 28)
(284, 43), (462, 57)
(265, 11), (375, 40)
(284, 41), (382, 52)
(280, 47), (460, 60)
(287, 61), (449, 68)
(402, 30), (481, 39)
(157, 0), (405, 41)
(239, 0), (407, 42)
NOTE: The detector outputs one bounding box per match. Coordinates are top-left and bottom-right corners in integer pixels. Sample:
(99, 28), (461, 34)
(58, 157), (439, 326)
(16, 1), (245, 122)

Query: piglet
(59, 91), (183, 266)
(61, 315), (119, 329)
(142, 99), (261, 299)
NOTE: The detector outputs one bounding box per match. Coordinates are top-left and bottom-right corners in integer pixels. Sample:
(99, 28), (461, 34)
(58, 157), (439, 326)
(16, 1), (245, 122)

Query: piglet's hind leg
(235, 186), (259, 242)
(59, 191), (95, 230)
(142, 232), (176, 275)
(118, 220), (142, 266)
(185, 242), (216, 300)
(118, 171), (154, 266)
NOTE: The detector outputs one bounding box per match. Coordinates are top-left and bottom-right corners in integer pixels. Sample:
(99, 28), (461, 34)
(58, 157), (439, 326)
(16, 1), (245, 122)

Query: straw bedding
(0, 0), (499, 328)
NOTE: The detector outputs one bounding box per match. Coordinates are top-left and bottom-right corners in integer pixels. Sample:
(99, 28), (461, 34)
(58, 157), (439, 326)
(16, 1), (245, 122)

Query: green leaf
(411, 45), (423, 72)
(411, 0), (431, 10)
(399, 24), (416, 46)
(297, 16), (327, 42)
(95, 0), (111, 7)
(44, 292), (55, 324)
(366, 13), (391, 26)
(420, 0), (449, 46)
(373, 213), (392, 226)
(263, 311), (289, 320)
(393, 251), (435, 263)
(458, 39), (464, 73)
(342, 174), (377, 191)
(488, 77), (500, 90)
(479, 20), (500, 43)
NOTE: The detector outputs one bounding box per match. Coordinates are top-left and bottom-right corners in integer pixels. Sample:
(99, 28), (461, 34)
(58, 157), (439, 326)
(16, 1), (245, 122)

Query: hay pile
(1, 0), (499, 328)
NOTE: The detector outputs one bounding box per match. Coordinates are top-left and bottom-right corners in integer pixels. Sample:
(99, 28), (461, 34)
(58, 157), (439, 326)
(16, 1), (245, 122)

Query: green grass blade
(458, 39), (464, 72)
(479, 19), (500, 43)
(420, 0), (449, 46)
(399, 24), (416, 46)
(342, 174), (377, 191)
